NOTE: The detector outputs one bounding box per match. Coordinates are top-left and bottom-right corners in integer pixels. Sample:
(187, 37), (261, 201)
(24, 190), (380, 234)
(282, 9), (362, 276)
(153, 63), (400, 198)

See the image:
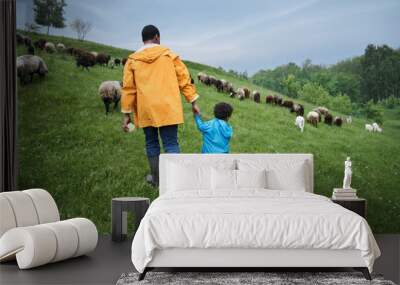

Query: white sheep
(346, 116), (352, 124)
(306, 111), (319, 127)
(17, 55), (48, 84)
(372, 122), (382, 133)
(44, 42), (56, 53)
(365, 124), (374, 132)
(56, 43), (66, 51)
(98, 81), (122, 114)
(295, 116), (305, 132)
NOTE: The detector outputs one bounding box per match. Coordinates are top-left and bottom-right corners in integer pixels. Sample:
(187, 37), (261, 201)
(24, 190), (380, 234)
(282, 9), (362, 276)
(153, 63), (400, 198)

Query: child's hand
(192, 102), (201, 115)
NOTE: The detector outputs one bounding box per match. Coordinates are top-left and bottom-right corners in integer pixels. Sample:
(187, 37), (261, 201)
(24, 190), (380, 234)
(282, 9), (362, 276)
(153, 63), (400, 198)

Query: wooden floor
(0, 235), (399, 285)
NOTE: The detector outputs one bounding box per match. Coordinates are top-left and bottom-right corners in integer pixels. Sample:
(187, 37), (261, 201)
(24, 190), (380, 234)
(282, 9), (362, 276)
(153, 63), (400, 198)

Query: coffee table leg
(112, 201), (123, 242)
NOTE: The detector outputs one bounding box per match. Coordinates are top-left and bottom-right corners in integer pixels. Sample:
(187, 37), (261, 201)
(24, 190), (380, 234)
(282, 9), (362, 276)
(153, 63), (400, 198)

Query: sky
(17, 0), (400, 74)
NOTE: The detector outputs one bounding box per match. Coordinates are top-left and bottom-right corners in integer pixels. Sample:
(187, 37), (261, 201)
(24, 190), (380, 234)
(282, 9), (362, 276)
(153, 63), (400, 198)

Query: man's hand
(122, 113), (132, 132)
(192, 101), (201, 115)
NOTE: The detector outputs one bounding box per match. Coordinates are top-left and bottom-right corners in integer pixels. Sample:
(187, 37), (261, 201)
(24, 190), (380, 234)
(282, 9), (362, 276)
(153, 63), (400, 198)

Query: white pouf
(0, 189), (98, 269)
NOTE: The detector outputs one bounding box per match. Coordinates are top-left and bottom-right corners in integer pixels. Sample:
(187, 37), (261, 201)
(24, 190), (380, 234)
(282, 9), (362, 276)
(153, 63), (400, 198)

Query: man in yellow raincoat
(121, 25), (200, 187)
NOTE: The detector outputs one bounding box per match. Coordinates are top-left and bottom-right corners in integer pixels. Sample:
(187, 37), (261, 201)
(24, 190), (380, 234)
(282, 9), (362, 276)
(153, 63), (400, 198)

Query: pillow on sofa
(167, 162), (212, 191)
(236, 169), (268, 189)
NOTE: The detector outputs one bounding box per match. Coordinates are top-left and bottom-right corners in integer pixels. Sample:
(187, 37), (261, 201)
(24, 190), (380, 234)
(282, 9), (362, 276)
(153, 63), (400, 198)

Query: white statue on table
(343, 157), (352, 189)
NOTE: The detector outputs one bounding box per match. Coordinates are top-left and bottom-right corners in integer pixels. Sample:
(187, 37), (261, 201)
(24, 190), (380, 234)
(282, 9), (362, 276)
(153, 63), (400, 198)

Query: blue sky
(17, 0), (400, 74)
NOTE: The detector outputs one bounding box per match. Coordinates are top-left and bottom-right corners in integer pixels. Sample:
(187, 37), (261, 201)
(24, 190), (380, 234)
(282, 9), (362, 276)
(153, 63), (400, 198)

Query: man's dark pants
(143, 125), (180, 185)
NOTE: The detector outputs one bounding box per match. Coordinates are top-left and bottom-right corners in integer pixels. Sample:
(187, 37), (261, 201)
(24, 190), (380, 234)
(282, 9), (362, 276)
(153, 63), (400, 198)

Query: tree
(363, 100), (383, 124)
(70, 18), (92, 41)
(299, 82), (330, 106)
(282, 74), (301, 98)
(33, 0), (66, 35)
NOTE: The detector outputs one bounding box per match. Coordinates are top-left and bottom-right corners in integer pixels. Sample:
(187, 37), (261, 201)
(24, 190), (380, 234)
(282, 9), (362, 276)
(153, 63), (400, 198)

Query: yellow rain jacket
(121, 45), (198, 128)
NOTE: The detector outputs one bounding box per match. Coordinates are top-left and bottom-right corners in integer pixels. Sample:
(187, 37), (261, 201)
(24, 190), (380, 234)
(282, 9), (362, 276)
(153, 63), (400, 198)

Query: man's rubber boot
(146, 156), (159, 187)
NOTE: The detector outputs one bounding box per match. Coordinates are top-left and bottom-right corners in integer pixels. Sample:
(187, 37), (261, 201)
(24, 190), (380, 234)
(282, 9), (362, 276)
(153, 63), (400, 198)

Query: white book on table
(333, 193), (357, 197)
(332, 194), (359, 200)
(333, 188), (357, 193)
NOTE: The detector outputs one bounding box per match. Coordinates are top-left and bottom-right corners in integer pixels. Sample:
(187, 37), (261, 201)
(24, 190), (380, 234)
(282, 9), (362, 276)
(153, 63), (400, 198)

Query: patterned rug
(116, 271), (396, 285)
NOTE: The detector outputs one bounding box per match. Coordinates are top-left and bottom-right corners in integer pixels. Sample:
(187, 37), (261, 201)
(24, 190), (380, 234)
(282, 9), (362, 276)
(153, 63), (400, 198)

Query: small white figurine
(343, 157), (352, 189)
(295, 115), (305, 132)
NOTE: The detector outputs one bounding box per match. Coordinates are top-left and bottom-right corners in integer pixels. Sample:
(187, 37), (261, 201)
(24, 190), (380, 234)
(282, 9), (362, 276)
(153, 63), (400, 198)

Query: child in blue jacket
(194, 102), (233, 153)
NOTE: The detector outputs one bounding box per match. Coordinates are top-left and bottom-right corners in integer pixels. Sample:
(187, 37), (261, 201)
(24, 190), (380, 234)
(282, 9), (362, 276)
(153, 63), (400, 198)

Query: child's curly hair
(214, 102), (233, 120)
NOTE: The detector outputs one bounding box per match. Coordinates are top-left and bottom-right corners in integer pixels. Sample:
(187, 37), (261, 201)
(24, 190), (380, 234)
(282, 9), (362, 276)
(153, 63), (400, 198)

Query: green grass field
(17, 32), (400, 234)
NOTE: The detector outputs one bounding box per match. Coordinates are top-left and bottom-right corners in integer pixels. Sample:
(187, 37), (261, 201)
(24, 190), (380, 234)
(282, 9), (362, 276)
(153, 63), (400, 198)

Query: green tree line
(251, 44), (400, 117)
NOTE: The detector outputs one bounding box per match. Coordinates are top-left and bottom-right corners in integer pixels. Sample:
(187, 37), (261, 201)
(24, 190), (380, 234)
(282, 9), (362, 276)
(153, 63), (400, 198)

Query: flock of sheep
(197, 72), (383, 133)
(15, 34), (386, 131)
(16, 33), (125, 114)
(16, 33), (128, 84)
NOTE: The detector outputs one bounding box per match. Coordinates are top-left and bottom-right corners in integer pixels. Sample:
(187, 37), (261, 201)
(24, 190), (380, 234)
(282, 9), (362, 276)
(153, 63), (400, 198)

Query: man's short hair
(142, 25), (160, 42)
(214, 102), (233, 120)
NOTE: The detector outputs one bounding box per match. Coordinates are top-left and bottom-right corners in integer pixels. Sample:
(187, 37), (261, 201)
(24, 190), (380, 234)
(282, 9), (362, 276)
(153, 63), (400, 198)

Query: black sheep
(34, 39), (47, 50)
(76, 52), (96, 71)
(114, 58), (121, 66)
(324, 113), (333, 125)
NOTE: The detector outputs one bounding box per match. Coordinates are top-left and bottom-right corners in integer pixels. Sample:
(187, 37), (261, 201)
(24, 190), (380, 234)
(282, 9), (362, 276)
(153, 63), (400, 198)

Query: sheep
(333, 116), (343, 127)
(90, 51), (98, 58)
(16, 34), (32, 46)
(346, 116), (352, 124)
(215, 79), (224, 92)
(72, 48), (86, 57)
(252, 91), (261, 103)
(295, 116), (305, 132)
(221, 80), (234, 93)
(290, 103), (304, 116)
(312, 109), (322, 122)
(372, 122), (382, 132)
(208, 76), (217, 87)
(98, 81), (122, 114)
(266, 95), (274, 104)
(122, 57), (128, 66)
(282, 100), (293, 109)
(34, 39), (47, 50)
(234, 88), (245, 100)
(56, 43), (66, 52)
(114, 58), (121, 66)
(243, 88), (251, 99)
(274, 96), (283, 105)
(44, 42), (56, 53)
(324, 113), (333, 125)
(365, 124), (374, 132)
(76, 52), (96, 71)
(96, 53), (110, 66)
(314, 106), (330, 116)
(306, 111), (319, 127)
(197, 72), (207, 83)
(17, 55), (48, 84)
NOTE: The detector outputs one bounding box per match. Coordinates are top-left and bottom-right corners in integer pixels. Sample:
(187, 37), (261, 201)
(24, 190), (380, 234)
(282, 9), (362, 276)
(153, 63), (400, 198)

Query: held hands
(192, 101), (201, 115)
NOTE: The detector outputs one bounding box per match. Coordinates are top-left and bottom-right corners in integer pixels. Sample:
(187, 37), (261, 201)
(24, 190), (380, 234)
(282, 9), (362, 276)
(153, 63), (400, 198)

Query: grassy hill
(17, 32), (400, 234)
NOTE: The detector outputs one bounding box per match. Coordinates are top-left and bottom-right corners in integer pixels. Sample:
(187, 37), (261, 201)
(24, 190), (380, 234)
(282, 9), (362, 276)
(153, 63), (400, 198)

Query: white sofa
(0, 189), (98, 269)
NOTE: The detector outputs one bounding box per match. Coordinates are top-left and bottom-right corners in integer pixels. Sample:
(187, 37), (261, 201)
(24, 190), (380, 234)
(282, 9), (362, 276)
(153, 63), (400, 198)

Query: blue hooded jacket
(194, 114), (233, 153)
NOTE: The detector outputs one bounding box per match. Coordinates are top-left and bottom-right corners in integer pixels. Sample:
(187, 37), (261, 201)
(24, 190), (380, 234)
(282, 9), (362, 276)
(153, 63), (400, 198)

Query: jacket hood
(217, 119), (233, 138)
(130, 45), (170, 63)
